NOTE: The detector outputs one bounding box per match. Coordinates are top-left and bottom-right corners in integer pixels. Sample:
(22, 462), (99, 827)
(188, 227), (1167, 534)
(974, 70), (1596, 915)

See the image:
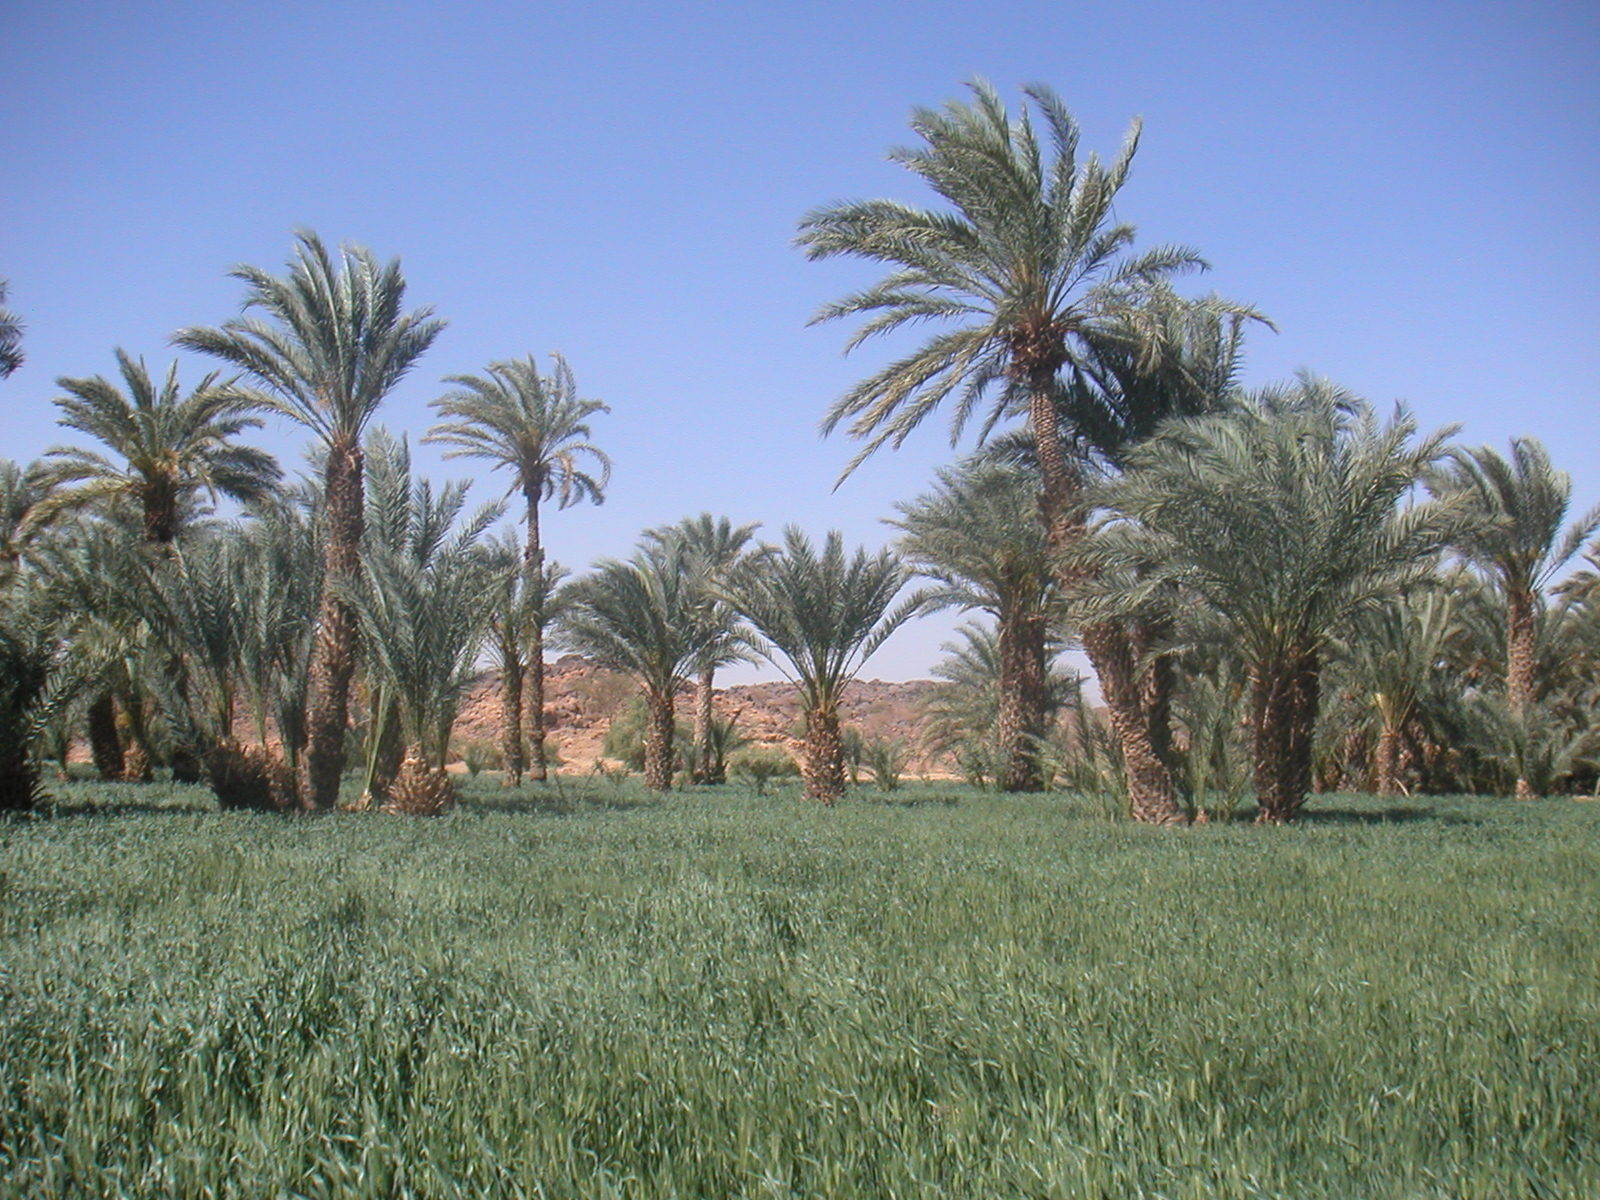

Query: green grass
(3, 780), (1598, 1198)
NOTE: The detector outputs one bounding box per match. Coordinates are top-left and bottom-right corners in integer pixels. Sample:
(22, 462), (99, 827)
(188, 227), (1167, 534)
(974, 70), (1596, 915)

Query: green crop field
(2, 781), (1598, 1198)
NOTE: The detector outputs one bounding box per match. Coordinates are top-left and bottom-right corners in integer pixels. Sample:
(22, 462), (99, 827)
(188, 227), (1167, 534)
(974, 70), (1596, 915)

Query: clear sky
(4, 0), (1597, 684)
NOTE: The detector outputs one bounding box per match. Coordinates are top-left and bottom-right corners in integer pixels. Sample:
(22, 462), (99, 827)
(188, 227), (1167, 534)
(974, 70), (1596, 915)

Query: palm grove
(4, 82), (1598, 822)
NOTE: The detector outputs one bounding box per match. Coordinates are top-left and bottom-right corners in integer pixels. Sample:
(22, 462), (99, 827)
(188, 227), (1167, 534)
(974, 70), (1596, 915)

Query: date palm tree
(643, 513), (761, 783)
(0, 460), (59, 584)
(797, 80), (1202, 822)
(0, 279), (23, 379)
(1425, 438), (1600, 798)
(558, 538), (720, 790)
(890, 458), (1058, 790)
(42, 350), (281, 544)
(175, 231), (445, 810)
(720, 528), (919, 804)
(1081, 379), (1458, 822)
(427, 353), (609, 781)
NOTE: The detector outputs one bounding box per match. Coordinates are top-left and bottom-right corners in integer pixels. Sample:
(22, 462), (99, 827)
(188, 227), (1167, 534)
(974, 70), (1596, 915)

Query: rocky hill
(451, 655), (945, 773)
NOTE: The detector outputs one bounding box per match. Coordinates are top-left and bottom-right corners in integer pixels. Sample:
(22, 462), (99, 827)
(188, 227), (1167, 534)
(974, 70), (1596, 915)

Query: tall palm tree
(175, 231), (445, 810)
(797, 80), (1202, 823)
(1082, 379), (1458, 822)
(721, 528), (919, 804)
(0, 279), (23, 379)
(643, 513), (761, 783)
(890, 458), (1058, 790)
(42, 350), (281, 544)
(427, 353), (609, 781)
(1425, 437), (1600, 798)
(558, 538), (720, 790)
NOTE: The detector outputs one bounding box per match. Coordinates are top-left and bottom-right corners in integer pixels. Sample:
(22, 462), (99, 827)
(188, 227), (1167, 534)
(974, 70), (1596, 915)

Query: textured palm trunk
(1135, 623), (1177, 780)
(642, 689), (676, 791)
(88, 692), (123, 781)
(524, 486), (549, 782)
(1252, 651), (1320, 823)
(500, 655), (524, 787)
(365, 698), (404, 806)
(997, 610), (1048, 792)
(1506, 588), (1536, 800)
(694, 666), (717, 784)
(1027, 375), (1183, 824)
(803, 706), (847, 805)
(301, 437), (363, 812)
(116, 699), (153, 783)
(1374, 717), (1402, 797)
(1082, 622), (1187, 824)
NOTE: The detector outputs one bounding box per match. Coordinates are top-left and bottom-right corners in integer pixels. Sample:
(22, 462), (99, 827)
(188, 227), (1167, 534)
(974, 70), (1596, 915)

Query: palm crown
(43, 350), (280, 543)
(797, 79), (1203, 480)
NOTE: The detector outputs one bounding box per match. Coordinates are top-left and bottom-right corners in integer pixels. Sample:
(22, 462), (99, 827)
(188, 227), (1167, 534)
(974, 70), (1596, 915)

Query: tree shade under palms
(721, 528), (919, 804)
(1081, 379), (1458, 822)
(175, 230), (445, 811)
(427, 352), (609, 781)
(797, 79), (1202, 822)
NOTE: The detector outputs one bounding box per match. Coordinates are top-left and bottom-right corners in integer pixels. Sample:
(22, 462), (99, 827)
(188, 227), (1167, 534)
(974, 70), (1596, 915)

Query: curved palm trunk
(1252, 650), (1320, 823)
(524, 486), (549, 782)
(301, 437), (363, 812)
(997, 610), (1047, 792)
(1028, 377), (1184, 824)
(803, 706), (847, 805)
(1506, 587), (1537, 800)
(643, 688), (676, 791)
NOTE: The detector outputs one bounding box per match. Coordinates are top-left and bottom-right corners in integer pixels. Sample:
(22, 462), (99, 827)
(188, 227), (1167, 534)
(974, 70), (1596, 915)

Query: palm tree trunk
(803, 705), (847, 805)
(1135, 622), (1177, 781)
(1374, 722), (1402, 797)
(1507, 587), (1536, 800)
(694, 665), (715, 784)
(524, 486), (548, 782)
(1028, 377), (1183, 823)
(88, 691), (123, 781)
(997, 610), (1047, 792)
(1252, 650), (1320, 823)
(500, 654), (524, 787)
(643, 689), (675, 791)
(301, 436), (364, 811)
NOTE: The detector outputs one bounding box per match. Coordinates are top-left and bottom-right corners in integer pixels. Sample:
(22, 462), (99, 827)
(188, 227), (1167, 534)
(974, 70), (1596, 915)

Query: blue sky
(4, 0), (1597, 683)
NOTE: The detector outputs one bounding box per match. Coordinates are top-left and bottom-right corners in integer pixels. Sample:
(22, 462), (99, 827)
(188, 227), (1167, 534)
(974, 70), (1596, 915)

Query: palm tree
(41, 350), (281, 544)
(0, 460), (59, 583)
(1081, 379), (1458, 822)
(427, 353), (609, 781)
(890, 458), (1058, 790)
(797, 80), (1202, 822)
(0, 279), (23, 379)
(721, 528), (919, 804)
(175, 231), (445, 810)
(643, 514), (761, 783)
(558, 538), (720, 790)
(1425, 438), (1600, 798)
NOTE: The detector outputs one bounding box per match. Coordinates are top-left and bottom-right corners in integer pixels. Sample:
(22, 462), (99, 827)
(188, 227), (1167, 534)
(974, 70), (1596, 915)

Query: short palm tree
(42, 350), (281, 544)
(175, 231), (445, 810)
(797, 80), (1202, 822)
(1082, 378), (1458, 822)
(1425, 437), (1600, 798)
(427, 353), (609, 780)
(0, 279), (23, 379)
(0, 460), (58, 583)
(890, 458), (1058, 791)
(720, 528), (919, 804)
(643, 513), (762, 783)
(558, 538), (720, 790)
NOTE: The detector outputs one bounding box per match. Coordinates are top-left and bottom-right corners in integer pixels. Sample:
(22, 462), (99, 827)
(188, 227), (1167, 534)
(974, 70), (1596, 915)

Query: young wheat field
(2, 781), (1597, 1198)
